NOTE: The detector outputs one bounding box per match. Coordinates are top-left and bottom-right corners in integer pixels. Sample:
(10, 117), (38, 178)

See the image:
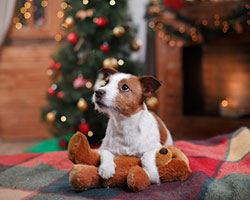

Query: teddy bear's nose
(159, 147), (168, 154)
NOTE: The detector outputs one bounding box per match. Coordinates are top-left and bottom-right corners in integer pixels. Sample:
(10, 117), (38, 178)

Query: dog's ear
(99, 68), (118, 75)
(139, 76), (162, 99)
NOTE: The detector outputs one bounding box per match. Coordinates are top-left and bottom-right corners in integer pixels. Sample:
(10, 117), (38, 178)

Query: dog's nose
(159, 147), (168, 155)
(95, 89), (106, 99)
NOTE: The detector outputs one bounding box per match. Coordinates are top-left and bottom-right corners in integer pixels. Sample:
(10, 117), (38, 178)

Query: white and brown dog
(92, 68), (173, 184)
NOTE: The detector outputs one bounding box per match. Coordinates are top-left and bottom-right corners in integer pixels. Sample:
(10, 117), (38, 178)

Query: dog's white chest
(99, 109), (161, 157)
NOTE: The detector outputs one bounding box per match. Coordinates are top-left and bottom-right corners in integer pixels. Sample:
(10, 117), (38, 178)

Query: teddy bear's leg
(127, 166), (151, 192)
(68, 132), (100, 166)
(69, 164), (101, 191)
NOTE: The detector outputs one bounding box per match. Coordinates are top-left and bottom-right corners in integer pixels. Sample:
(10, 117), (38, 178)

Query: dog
(92, 68), (173, 184)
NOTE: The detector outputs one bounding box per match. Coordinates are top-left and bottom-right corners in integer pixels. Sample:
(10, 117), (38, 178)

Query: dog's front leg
(98, 150), (116, 180)
(141, 148), (160, 184)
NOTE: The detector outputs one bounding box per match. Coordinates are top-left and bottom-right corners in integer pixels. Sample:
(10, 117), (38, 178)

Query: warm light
(60, 116), (67, 122)
(15, 22), (23, 30)
(164, 34), (170, 42)
(88, 131), (93, 137)
(192, 36), (198, 42)
(24, 12), (31, 19)
(245, 4), (250, 9)
(177, 40), (183, 47)
(24, 2), (31, 9)
(169, 40), (176, 47)
(93, 17), (97, 23)
(82, 0), (89, 5)
(20, 7), (27, 14)
(118, 59), (124, 66)
(214, 20), (220, 26)
(179, 27), (185, 33)
(86, 81), (93, 89)
(214, 14), (220, 20)
(221, 100), (229, 107)
(156, 23), (163, 30)
(158, 31), (164, 38)
(13, 17), (20, 24)
(190, 27), (196, 33)
(61, 23), (68, 29)
(247, 20), (250, 25)
(202, 19), (208, 26)
(109, 0), (116, 6)
(61, 2), (68, 9)
(41, 0), (48, 8)
(57, 11), (64, 18)
(222, 27), (228, 33)
(54, 34), (62, 42)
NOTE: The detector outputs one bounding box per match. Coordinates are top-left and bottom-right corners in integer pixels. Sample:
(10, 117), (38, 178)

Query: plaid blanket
(0, 127), (250, 200)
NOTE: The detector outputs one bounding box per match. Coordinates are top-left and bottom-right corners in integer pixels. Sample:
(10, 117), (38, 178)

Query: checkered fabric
(0, 127), (250, 200)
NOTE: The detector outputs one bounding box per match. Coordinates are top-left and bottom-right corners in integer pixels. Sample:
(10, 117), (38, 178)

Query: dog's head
(92, 68), (162, 116)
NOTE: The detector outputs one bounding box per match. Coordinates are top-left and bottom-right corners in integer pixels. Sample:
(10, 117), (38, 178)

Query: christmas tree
(42, 0), (142, 148)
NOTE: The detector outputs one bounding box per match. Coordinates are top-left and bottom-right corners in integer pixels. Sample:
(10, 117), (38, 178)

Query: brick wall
(0, 42), (58, 139)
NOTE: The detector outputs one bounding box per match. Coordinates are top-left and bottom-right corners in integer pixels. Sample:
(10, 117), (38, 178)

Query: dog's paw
(144, 168), (160, 185)
(98, 163), (116, 180)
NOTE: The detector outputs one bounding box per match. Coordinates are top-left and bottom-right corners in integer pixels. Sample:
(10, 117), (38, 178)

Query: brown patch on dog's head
(139, 76), (162, 101)
(114, 75), (144, 116)
(99, 67), (118, 75)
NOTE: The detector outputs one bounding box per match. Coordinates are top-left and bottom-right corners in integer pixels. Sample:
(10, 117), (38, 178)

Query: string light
(87, 131), (93, 137)
(82, 0), (89, 5)
(13, 17), (20, 24)
(41, 0), (48, 8)
(179, 27), (185, 33)
(245, 4), (250, 9)
(177, 40), (183, 48)
(85, 81), (93, 89)
(57, 11), (64, 18)
(247, 20), (250, 25)
(15, 22), (22, 30)
(24, 2), (31, 9)
(156, 23), (163, 30)
(221, 100), (228, 107)
(20, 7), (26, 14)
(214, 20), (220, 26)
(202, 19), (208, 26)
(24, 12), (31, 19)
(54, 34), (62, 42)
(118, 59), (124, 66)
(60, 116), (67, 122)
(109, 0), (116, 6)
(163, 34), (170, 42)
(158, 31), (164, 38)
(61, 2), (68, 9)
(169, 40), (176, 47)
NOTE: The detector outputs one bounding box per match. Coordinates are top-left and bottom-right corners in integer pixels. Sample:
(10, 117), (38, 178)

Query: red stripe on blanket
(0, 153), (40, 166)
(18, 151), (73, 170)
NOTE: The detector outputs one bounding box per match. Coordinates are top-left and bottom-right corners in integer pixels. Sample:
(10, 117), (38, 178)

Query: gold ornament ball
(46, 69), (56, 79)
(113, 26), (125, 37)
(46, 112), (56, 124)
(77, 98), (88, 111)
(103, 57), (118, 69)
(65, 16), (74, 28)
(131, 39), (142, 51)
(146, 96), (158, 110)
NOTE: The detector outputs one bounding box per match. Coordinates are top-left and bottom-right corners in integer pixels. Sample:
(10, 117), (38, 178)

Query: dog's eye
(121, 84), (130, 92)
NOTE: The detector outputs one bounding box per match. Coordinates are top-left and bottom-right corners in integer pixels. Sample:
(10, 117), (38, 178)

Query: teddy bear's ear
(99, 67), (118, 75)
(139, 76), (162, 100)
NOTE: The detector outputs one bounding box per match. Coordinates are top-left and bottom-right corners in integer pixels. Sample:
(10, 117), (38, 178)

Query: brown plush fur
(68, 132), (192, 192)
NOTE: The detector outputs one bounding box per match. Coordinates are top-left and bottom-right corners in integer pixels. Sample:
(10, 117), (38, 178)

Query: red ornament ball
(73, 77), (87, 88)
(47, 87), (56, 96)
(100, 42), (110, 53)
(59, 140), (68, 149)
(78, 122), (90, 134)
(57, 91), (64, 99)
(50, 58), (56, 68)
(96, 17), (108, 28)
(67, 32), (78, 44)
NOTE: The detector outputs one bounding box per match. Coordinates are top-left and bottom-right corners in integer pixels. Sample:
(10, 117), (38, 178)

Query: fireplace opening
(182, 44), (250, 119)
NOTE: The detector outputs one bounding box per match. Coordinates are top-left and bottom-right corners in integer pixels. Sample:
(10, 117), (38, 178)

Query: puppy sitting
(92, 68), (173, 184)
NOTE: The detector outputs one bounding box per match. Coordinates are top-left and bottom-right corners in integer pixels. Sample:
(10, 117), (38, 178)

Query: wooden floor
(0, 140), (39, 155)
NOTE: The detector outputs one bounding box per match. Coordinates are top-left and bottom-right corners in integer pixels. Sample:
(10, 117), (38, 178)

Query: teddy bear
(68, 132), (192, 192)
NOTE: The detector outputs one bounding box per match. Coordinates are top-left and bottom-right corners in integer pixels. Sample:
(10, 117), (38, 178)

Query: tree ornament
(46, 112), (56, 124)
(113, 26), (125, 37)
(47, 87), (56, 96)
(46, 69), (57, 79)
(146, 96), (158, 110)
(50, 58), (56, 67)
(65, 16), (74, 28)
(57, 91), (64, 99)
(78, 122), (90, 134)
(59, 139), (67, 149)
(131, 39), (142, 51)
(67, 32), (78, 44)
(103, 57), (118, 69)
(73, 77), (87, 88)
(163, 0), (184, 11)
(77, 98), (88, 111)
(100, 42), (110, 53)
(96, 17), (109, 28)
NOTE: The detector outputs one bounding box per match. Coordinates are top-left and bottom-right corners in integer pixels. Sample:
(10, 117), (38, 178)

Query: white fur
(93, 73), (173, 184)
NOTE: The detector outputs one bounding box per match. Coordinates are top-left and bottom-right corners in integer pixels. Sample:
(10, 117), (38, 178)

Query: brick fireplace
(155, 31), (250, 140)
